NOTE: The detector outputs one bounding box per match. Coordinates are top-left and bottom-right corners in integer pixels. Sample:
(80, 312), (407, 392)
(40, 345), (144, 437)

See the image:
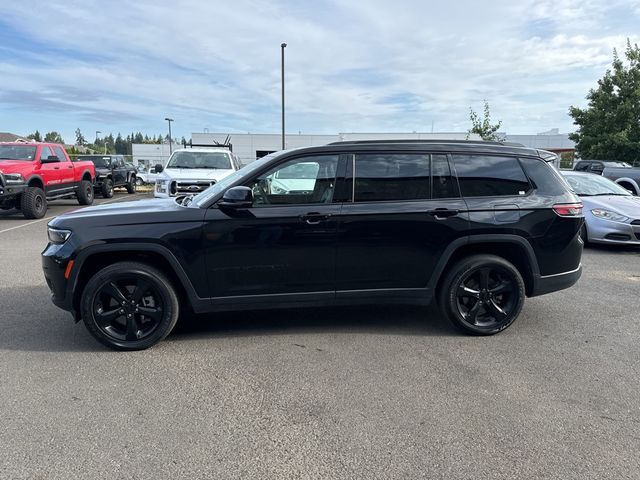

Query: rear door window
(352, 153), (430, 202)
(453, 155), (531, 197)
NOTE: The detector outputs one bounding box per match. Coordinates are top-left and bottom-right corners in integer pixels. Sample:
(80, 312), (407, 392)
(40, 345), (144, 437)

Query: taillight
(553, 203), (583, 217)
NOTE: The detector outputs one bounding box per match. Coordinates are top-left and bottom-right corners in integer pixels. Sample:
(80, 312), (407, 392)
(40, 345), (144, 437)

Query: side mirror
(41, 155), (59, 163)
(218, 186), (253, 208)
(154, 163), (164, 173)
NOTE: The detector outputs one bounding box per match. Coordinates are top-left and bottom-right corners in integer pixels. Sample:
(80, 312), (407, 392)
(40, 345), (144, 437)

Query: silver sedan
(562, 171), (640, 246)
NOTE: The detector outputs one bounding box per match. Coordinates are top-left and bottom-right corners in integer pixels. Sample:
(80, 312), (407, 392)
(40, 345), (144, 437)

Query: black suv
(76, 155), (137, 198)
(43, 141), (584, 350)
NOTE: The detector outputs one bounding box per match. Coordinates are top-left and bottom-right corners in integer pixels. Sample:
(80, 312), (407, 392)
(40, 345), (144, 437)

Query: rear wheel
(101, 178), (114, 198)
(80, 262), (180, 350)
(20, 187), (47, 219)
(439, 255), (525, 335)
(77, 180), (94, 205)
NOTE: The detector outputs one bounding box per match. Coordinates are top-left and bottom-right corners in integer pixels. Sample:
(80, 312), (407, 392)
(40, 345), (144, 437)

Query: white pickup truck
(154, 148), (241, 198)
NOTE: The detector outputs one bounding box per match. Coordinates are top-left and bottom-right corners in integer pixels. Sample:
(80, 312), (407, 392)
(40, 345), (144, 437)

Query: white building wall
(131, 143), (185, 168)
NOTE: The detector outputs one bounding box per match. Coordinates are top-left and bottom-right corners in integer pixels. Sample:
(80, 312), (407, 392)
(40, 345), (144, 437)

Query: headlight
(156, 179), (168, 193)
(591, 209), (631, 223)
(48, 227), (72, 244)
(4, 173), (25, 184)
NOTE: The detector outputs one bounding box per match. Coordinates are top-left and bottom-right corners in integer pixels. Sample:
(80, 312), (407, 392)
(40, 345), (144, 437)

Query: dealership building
(132, 129), (575, 168)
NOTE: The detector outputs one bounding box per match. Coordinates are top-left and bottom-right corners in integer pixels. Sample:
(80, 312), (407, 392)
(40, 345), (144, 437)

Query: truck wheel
(438, 255), (525, 336)
(126, 177), (137, 194)
(77, 180), (94, 205)
(101, 178), (114, 198)
(80, 261), (180, 350)
(20, 187), (47, 219)
(135, 177), (143, 186)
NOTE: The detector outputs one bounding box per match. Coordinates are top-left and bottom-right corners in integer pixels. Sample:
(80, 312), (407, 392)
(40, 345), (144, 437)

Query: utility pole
(281, 43), (287, 150)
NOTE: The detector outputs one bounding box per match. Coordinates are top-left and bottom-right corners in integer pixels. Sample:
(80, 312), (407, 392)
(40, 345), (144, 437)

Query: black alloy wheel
(81, 262), (179, 350)
(440, 255), (525, 335)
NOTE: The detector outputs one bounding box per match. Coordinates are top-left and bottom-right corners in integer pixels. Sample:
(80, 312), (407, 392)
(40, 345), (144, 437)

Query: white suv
(154, 148), (240, 198)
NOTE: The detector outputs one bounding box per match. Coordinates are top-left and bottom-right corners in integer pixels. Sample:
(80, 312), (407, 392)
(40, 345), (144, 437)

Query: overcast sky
(1, 0), (639, 142)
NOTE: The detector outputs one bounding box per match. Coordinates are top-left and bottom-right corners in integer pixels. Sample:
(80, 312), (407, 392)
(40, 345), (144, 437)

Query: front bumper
(0, 181), (27, 199)
(586, 217), (640, 245)
(42, 242), (75, 313)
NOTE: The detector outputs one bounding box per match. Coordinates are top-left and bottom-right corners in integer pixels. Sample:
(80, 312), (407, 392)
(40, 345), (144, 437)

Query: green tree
(467, 100), (503, 141)
(75, 128), (86, 146)
(569, 40), (640, 164)
(44, 131), (65, 144)
(27, 130), (42, 142)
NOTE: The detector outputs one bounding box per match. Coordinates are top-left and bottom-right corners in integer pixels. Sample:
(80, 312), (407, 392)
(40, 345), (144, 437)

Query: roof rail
(327, 139), (523, 147)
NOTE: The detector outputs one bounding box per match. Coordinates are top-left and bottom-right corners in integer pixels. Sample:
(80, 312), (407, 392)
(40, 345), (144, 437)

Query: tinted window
(39, 146), (53, 161)
(453, 155), (530, 197)
(432, 154), (459, 199)
(248, 155), (338, 206)
(574, 162), (591, 172)
(352, 154), (430, 202)
(53, 146), (66, 161)
(520, 157), (569, 196)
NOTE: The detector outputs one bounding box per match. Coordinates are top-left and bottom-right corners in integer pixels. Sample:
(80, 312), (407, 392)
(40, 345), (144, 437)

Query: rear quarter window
(519, 157), (570, 196)
(452, 155), (530, 197)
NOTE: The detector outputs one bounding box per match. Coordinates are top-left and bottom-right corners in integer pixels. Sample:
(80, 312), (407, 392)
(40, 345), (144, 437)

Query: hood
(160, 168), (234, 181)
(580, 195), (640, 219)
(0, 160), (34, 175)
(50, 198), (183, 224)
(95, 167), (111, 176)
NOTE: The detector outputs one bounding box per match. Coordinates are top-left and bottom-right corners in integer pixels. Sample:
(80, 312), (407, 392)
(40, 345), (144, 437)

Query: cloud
(0, 0), (638, 140)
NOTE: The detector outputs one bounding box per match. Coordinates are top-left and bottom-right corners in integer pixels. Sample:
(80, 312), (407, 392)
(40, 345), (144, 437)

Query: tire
(579, 224), (589, 246)
(135, 177), (143, 186)
(438, 255), (525, 335)
(101, 178), (114, 198)
(20, 187), (47, 219)
(77, 180), (94, 205)
(126, 176), (137, 194)
(80, 261), (180, 350)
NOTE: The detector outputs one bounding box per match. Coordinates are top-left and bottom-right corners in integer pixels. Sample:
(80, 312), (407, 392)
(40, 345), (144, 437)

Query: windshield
(0, 145), (37, 161)
(563, 174), (632, 196)
(166, 151), (232, 170)
(193, 153), (281, 207)
(85, 157), (111, 168)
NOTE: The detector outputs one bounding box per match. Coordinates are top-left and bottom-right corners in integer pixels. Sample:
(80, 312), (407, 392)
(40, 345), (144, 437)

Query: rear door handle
(426, 208), (459, 219)
(300, 213), (332, 225)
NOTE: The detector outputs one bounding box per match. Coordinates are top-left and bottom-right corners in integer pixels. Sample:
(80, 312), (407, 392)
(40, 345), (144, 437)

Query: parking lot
(1, 194), (639, 479)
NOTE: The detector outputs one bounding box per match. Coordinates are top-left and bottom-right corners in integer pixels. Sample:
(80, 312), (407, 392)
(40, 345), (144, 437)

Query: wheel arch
(70, 244), (203, 316)
(429, 235), (540, 298)
(26, 175), (45, 190)
(81, 170), (93, 182)
(615, 178), (639, 195)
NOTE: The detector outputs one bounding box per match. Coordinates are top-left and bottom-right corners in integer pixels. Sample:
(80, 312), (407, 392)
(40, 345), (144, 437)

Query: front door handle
(300, 213), (332, 225)
(426, 208), (459, 219)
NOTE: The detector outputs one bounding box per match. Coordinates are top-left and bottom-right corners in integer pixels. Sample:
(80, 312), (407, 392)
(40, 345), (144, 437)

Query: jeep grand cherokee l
(42, 140), (584, 350)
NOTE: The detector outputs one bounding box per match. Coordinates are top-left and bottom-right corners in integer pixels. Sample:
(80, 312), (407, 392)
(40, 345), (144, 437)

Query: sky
(1, 0), (639, 143)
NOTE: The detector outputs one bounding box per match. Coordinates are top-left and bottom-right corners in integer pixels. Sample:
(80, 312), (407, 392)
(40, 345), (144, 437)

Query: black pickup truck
(573, 160), (640, 195)
(76, 155), (137, 198)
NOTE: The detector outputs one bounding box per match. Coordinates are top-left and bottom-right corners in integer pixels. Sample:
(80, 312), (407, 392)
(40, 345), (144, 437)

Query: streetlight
(165, 117), (174, 154)
(281, 43), (287, 150)
(95, 130), (105, 154)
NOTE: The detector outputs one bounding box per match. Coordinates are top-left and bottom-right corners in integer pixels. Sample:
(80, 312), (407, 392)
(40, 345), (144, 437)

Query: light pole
(95, 130), (104, 154)
(165, 117), (174, 154)
(281, 43), (286, 150)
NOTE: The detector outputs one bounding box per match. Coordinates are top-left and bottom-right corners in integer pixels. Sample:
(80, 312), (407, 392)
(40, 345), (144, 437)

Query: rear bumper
(530, 264), (582, 297)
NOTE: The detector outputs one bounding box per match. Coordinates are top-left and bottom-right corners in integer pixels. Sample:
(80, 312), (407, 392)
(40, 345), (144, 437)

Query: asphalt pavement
(1, 194), (639, 479)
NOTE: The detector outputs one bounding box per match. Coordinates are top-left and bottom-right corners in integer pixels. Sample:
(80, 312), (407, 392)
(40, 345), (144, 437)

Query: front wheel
(20, 187), (47, 219)
(101, 178), (114, 198)
(80, 262), (180, 350)
(77, 180), (94, 205)
(126, 177), (136, 194)
(439, 255), (525, 335)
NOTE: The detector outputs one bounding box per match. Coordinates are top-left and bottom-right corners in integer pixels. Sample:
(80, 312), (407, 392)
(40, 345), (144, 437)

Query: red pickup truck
(0, 141), (96, 219)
